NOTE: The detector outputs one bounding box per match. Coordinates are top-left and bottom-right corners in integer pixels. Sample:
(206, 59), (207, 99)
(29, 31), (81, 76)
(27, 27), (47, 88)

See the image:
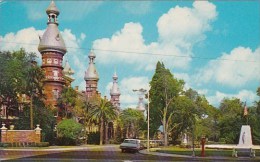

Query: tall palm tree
(81, 100), (98, 143)
(90, 98), (117, 145)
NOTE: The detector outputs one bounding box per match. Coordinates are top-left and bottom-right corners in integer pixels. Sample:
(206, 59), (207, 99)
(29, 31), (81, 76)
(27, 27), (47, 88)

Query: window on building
(53, 69), (59, 80)
(47, 58), (52, 64)
(53, 89), (59, 99)
(54, 59), (58, 64)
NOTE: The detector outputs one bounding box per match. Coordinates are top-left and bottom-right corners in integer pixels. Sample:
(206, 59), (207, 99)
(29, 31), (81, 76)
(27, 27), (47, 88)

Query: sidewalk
(139, 148), (260, 161)
(0, 144), (118, 151)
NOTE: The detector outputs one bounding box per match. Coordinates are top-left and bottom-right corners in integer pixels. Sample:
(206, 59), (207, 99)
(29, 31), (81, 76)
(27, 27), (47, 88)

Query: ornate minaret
(136, 96), (145, 113)
(84, 50), (99, 98)
(63, 60), (75, 87)
(38, 1), (67, 107)
(110, 72), (120, 109)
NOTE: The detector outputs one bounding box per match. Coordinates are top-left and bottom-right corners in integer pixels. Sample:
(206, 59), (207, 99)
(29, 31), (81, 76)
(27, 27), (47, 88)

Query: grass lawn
(155, 146), (260, 157)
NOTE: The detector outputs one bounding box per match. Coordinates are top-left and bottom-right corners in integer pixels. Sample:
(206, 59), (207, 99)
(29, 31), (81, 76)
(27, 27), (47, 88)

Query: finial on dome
(89, 49), (96, 58)
(113, 71), (118, 81)
(46, 1), (60, 16)
(46, 1), (59, 24)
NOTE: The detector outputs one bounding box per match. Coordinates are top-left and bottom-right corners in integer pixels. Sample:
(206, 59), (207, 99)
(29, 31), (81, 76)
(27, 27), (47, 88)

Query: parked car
(120, 139), (143, 153)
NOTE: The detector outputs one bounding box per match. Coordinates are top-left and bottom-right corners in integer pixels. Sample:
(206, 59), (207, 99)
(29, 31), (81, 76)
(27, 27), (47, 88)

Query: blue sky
(0, 0), (259, 108)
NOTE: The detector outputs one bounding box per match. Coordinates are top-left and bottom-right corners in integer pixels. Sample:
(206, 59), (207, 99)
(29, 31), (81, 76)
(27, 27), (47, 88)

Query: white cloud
(196, 46), (260, 87)
(93, 1), (217, 71)
(0, 27), (88, 91)
(0, 0), (6, 7)
(104, 76), (149, 108)
(0, 27), (43, 58)
(208, 90), (258, 107)
(157, 1), (217, 43)
(122, 1), (152, 15)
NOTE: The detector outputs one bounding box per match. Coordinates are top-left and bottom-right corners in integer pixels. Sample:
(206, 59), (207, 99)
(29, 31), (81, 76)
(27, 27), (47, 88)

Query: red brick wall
(1, 130), (41, 143)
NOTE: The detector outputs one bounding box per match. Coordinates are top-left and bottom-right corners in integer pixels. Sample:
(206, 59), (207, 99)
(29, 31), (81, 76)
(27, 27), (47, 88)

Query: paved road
(0, 145), (258, 162)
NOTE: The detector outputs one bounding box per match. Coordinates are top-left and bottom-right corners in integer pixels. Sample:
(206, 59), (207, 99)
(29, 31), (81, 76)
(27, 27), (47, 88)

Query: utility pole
(147, 90), (150, 152)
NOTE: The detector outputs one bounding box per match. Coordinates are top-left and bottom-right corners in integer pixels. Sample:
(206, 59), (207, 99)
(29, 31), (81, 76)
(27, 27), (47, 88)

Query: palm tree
(26, 59), (45, 129)
(81, 100), (98, 143)
(90, 98), (117, 145)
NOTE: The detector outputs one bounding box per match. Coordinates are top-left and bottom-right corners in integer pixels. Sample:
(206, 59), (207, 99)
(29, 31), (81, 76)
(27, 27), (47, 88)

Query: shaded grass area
(156, 146), (260, 157)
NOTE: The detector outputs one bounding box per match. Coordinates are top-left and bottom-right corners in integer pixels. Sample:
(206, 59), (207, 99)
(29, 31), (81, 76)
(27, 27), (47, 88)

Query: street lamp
(133, 88), (150, 152)
(192, 124), (195, 157)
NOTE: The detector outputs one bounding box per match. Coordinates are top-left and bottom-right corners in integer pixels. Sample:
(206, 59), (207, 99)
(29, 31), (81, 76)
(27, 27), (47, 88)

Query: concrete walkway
(139, 148), (260, 161)
(0, 144), (118, 151)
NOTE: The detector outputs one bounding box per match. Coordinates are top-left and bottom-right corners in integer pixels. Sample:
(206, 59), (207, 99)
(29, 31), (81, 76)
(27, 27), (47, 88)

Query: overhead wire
(0, 40), (258, 63)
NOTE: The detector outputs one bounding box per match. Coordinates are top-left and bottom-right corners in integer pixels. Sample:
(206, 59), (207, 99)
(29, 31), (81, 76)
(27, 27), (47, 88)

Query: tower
(110, 72), (120, 109)
(84, 50), (99, 98)
(136, 96), (145, 113)
(38, 1), (67, 107)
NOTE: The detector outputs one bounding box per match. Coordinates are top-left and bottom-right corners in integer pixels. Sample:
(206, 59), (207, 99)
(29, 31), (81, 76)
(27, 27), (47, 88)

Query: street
(1, 145), (173, 162)
(1, 145), (259, 162)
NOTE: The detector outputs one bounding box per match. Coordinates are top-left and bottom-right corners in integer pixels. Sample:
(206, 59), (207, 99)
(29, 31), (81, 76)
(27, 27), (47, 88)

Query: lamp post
(30, 92), (33, 130)
(133, 88), (150, 152)
(192, 122), (195, 157)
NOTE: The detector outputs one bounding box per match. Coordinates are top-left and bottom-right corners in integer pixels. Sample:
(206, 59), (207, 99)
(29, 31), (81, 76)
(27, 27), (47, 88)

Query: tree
(56, 119), (83, 145)
(168, 95), (196, 144)
(25, 60), (45, 129)
(90, 98), (117, 145)
(0, 49), (44, 127)
(57, 87), (77, 118)
(250, 87), (260, 144)
(14, 97), (56, 144)
(74, 97), (98, 144)
(0, 49), (27, 121)
(149, 61), (184, 146)
(185, 88), (220, 142)
(218, 98), (244, 144)
(120, 108), (145, 139)
(197, 104), (220, 141)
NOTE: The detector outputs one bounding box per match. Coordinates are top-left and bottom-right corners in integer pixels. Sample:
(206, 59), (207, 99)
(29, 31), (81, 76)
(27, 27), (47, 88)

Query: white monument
(233, 125), (255, 157)
(237, 125), (253, 148)
(183, 133), (188, 145)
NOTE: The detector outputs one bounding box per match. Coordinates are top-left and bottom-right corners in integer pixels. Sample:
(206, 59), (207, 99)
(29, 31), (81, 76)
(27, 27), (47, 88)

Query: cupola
(84, 50), (99, 81)
(110, 72), (120, 96)
(38, 1), (67, 54)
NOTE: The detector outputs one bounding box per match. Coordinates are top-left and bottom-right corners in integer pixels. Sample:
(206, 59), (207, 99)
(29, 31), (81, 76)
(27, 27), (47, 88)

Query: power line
(0, 40), (258, 63)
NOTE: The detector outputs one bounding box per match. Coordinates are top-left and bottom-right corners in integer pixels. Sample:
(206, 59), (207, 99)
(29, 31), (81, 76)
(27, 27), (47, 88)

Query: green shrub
(56, 119), (83, 145)
(87, 132), (100, 144)
(3, 143), (11, 147)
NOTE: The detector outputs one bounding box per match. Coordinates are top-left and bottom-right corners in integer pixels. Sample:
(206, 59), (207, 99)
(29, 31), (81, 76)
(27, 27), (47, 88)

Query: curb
(139, 148), (260, 161)
(0, 144), (118, 151)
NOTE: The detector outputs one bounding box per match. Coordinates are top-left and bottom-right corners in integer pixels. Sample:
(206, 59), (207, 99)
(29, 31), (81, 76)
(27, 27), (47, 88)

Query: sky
(0, 0), (259, 109)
